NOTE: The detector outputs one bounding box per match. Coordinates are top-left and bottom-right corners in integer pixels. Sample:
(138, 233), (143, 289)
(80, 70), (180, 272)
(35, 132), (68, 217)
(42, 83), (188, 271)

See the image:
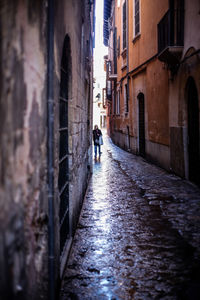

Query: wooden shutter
(123, 1), (127, 49)
(117, 36), (120, 57)
(113, 27), (117, 73)
(135, 0), (140, 36)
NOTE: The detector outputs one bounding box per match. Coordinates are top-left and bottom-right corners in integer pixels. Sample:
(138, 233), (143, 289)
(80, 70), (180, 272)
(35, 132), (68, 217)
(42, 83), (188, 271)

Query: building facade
(104, 0), (200, 184)
(93, 79), (107, 129)
(0, 0), (95, 299)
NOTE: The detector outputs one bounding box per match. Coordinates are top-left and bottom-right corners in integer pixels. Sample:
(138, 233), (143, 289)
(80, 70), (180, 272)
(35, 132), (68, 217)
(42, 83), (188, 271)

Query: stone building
(0, 0), (95, 299)
(103, 0), (200, 185)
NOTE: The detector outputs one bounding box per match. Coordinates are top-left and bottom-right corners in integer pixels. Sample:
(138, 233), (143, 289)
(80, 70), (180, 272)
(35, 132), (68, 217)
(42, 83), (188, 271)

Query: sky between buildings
(93, 0), (107, 127)
(94, 0), (107, 80)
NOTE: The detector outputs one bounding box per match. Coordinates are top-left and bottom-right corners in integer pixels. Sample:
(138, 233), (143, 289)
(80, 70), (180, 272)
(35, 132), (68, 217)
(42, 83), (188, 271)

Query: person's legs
(98, 145), (101, 156)
(94, 145), (97, 158)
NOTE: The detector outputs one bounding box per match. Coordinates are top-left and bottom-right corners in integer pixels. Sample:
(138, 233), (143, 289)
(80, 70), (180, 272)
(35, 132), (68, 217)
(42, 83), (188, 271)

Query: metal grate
(59, 35), (71, 255)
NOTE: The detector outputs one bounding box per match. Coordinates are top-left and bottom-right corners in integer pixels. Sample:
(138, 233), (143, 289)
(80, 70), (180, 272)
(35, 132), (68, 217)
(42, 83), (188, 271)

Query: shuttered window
(125, 83), (129, 113)
(122, 1), (127, 49)
(116, 90), (120, 115)
(134, 0), (140, 36)
(117, 36), (120, 57)
(113, 27), (117, 73)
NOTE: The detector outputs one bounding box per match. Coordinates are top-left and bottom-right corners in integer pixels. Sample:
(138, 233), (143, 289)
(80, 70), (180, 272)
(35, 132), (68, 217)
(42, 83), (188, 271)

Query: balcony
(158, 8), (184, 65)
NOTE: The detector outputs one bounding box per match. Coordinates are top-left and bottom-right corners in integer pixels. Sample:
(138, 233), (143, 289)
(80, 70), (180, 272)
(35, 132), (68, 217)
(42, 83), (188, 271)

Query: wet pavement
(60, 132), (200, 300)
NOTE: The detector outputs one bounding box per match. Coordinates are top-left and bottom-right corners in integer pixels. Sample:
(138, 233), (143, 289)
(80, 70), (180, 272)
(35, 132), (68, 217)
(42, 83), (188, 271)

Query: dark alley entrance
(60, 132), (200, 299)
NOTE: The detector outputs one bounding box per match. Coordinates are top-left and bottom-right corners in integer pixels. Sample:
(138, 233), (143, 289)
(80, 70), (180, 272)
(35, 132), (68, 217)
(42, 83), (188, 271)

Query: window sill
(121, 48), (127, 57)
(121, 64), (127, 71)
(132, 33), (141, 44)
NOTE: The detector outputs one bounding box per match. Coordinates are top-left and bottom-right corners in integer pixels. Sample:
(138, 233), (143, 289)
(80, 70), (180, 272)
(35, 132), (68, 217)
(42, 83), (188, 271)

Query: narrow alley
(1, 1), (200, 299)
(60, 132), (200, 300)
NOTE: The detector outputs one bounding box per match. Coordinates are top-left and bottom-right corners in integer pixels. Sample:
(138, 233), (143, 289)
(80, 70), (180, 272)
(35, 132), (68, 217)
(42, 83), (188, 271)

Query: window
(102, 88), (106, 107)
(134, 0), (140, 37)
(106, 60), (111, 76)
(124, 83), (129, 113)
(117, 36), (120, 57)
(113, 27), (117, 74)
(122, 0), (127, 49)
(116, 90), (120, 115)
(106, 80), (112, 100)
(113, 88), (116, 115)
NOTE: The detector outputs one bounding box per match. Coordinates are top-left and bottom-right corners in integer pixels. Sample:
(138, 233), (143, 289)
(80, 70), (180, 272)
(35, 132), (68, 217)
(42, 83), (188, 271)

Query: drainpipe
(47, 0), (55, 299)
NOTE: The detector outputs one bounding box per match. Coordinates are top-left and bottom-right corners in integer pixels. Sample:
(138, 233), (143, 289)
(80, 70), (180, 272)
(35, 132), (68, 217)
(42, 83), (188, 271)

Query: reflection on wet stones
(60, 133), (200, 300)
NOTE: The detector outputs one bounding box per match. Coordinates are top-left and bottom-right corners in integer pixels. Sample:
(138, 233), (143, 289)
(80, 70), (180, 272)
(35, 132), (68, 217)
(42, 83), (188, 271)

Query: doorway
(138, 93), (145, 157)
(187, 77), (200, 185)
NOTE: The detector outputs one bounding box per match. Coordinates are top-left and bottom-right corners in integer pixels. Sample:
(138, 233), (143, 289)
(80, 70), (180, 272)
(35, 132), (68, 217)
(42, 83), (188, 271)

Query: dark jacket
(93, 129), (102, 145)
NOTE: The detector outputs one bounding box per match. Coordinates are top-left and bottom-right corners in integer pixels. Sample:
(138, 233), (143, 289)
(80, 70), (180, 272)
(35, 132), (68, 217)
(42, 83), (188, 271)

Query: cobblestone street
(60, 132), (200, 300)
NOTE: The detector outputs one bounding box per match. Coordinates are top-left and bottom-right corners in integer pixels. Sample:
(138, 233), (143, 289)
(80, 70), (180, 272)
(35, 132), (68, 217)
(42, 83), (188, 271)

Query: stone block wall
(54, 0), (93, 271)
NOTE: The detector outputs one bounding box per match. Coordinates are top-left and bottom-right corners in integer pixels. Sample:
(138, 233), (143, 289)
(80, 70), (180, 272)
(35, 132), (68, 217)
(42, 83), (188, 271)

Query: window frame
(124, 83), (129, 114)
(116, 89), (120, 115)
(133, 0), (140, 38)
(113, 27), (117, 74)
(122, 0), (127, 50)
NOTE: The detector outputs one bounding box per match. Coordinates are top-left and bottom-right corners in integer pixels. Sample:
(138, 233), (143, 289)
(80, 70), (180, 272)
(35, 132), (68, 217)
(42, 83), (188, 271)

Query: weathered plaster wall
(184, 0), (200, 55)
(110, 0), (170, 169)
(108, 0), (199, 177)
(0, 0), (94, 298)
(146, 60), (169, 146)
(0, 1), (48, 299)
(129, 0), (168, 70)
